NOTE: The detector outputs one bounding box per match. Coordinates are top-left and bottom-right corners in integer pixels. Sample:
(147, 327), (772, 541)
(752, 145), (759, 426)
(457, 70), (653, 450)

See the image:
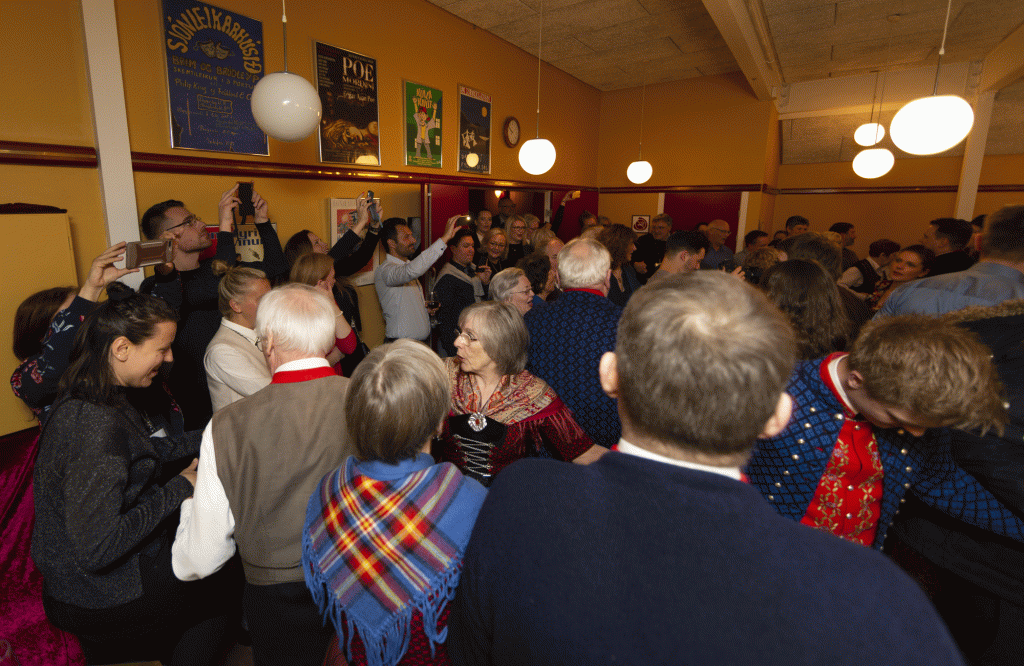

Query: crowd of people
(6, 187), (1024, 666)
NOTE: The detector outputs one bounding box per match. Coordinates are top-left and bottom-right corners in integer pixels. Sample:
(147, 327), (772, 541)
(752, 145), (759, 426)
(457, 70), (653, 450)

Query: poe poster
(162, 0), (268, 155)
(458, 85), (491, 174)
(404, 81), (442, 168)
(315, 42), (380, 165)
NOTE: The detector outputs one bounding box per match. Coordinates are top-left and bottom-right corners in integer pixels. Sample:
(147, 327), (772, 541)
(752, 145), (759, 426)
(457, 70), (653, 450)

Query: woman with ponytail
(31, 283), (237, 665)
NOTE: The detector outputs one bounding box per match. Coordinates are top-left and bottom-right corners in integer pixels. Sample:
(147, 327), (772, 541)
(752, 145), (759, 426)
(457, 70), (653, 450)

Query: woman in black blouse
(31, 284), (237, 665)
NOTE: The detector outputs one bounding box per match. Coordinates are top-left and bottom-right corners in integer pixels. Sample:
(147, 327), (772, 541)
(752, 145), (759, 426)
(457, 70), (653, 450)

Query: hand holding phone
(237, 181), (256, 220)
(366, 190), (381, 225)
(124, 240), (174, 270)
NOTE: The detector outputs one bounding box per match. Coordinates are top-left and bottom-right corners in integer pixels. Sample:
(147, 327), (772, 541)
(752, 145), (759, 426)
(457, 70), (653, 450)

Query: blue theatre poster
(162, 0), (268, 155)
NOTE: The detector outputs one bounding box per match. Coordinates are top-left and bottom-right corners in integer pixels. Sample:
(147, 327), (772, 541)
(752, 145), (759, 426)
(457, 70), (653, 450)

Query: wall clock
(503, 117), (521, 148)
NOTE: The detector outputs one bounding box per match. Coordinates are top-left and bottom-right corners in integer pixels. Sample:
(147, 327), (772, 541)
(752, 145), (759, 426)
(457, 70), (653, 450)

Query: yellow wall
(598, 73), (775, 188)
(0, 1), (94, 146)
(115, 0), (601, 185)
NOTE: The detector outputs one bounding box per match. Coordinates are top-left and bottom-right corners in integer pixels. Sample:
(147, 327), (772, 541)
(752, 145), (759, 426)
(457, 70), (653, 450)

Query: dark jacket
(450, 453), (965, 665)
(524, 290), (622, 448)
(32, 394), (199, 609)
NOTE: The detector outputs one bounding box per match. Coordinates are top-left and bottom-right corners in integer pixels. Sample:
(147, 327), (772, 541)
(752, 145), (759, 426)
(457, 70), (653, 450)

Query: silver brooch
(468, 412), (487, 432)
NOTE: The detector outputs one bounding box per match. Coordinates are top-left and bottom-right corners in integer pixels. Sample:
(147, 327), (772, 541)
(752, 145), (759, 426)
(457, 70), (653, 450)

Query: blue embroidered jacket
(524, 290), (622, 448)
(745, 357), (1024, 549)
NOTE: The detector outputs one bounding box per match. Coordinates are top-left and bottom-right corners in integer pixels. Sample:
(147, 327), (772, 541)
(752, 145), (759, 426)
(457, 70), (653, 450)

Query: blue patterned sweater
(524, 290), (622, 448)
(745, 357), (1024, 549)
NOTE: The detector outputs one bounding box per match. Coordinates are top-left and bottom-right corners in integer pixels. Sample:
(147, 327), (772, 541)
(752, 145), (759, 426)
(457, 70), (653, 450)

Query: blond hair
(289, 252), (333, 286)
(212, 261), (267, 318)
(848, 316), (1007, 434)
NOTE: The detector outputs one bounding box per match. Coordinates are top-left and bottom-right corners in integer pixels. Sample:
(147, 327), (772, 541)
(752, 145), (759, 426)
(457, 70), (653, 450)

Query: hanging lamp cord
(638, 75), (646, 159)
(932, 0), (953, 95)
(534, 0), (543, 138)
(281, 0), (289, 72)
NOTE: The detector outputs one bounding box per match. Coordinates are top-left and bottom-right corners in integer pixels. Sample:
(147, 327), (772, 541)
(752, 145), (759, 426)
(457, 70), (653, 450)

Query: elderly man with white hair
(171, 283), (355, 666)
(524, 238), (622, 448)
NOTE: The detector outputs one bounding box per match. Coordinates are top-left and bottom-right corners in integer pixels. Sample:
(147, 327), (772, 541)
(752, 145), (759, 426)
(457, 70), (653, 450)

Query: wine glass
(425, 289), (440, 327)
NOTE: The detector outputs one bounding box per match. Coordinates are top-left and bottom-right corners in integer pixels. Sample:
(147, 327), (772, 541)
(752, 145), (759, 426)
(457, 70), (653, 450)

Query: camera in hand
(125, 240), (173, 269)
(237, 181), (255, 219)
(366, 190), (381, 225)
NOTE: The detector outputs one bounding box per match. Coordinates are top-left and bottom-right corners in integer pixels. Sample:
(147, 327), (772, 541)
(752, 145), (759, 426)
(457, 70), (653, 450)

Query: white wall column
(81, 0), (141, 286)
(955, 91), (995, 221)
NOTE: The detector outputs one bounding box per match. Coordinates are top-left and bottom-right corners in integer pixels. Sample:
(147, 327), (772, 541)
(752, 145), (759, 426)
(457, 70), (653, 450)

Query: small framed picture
(632, 215), (650, 233)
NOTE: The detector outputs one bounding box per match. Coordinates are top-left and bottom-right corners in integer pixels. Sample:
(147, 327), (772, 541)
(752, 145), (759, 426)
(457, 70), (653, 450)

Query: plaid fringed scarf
(303, 455), (485, 666)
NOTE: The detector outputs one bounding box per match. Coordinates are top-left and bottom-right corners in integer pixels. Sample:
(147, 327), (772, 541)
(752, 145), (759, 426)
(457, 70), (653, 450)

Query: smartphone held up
(124, 240), (173, 270)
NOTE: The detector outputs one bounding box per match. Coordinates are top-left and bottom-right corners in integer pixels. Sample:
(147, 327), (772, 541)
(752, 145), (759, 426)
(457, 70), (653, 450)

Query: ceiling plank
(980, 21), (1024, 92)
(701, 0), (781, 100)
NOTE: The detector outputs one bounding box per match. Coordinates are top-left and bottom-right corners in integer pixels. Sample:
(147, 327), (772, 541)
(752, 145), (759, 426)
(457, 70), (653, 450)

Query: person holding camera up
(434, 227), (493, 356)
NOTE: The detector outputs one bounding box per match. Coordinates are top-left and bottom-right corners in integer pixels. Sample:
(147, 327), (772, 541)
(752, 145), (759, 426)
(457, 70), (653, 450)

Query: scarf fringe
(302, 461), (479, 666)
(304, 545), (462, 666)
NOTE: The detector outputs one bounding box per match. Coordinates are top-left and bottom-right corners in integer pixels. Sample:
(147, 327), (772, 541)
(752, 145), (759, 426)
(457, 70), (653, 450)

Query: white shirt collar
(221, 317), (258, 341)
(276, 357), (331, 373)
(826, 353), (857, 415)
(615, 439), (743, 481)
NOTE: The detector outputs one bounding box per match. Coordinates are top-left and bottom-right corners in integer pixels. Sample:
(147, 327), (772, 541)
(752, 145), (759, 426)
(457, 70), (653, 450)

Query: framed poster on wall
(458, 85), (491, 174)
(329, 197), (380, 285)
(161, 0), (268, 155)
(315, 42), (380, 165)
(404, 81), (442, 168)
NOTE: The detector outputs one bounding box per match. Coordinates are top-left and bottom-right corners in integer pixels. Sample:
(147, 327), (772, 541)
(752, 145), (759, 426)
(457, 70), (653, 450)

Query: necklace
(468, 377), (500, 432)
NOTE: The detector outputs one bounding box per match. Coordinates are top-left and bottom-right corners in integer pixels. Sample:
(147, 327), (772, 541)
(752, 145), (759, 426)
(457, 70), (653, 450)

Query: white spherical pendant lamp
(518, 138), (556, 175)
(519, 1), (556, 176)
(889, 94), (973, 155)
(626, 160), (652, 184)
(854, 122), (885, 147)
(852, 148), (894, 179)
(251, 72), (322, 142)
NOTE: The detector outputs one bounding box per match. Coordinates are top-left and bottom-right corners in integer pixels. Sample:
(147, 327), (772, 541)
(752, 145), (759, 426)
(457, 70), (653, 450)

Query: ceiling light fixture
(854, 71), (885, 147)
(852, 148), (895, 178)
(518, 0), (556, 175)
(627, 72), (652, 184)
(889, 0), (974, 155)
(251, 0), (322, 142)
(852, 17), (894, 178)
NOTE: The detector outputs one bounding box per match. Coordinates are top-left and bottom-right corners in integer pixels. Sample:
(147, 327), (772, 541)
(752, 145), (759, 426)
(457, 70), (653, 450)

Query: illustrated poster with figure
(162, 0), (268, 154)
(458, 85), (491, 174)
(315, 42), (380, 165)
(404, 81), (442, 168)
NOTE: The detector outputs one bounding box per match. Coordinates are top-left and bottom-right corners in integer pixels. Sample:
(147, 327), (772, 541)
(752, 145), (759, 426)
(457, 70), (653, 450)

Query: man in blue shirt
(877, 205), (1024, 317)
(699, 218), (735, 270)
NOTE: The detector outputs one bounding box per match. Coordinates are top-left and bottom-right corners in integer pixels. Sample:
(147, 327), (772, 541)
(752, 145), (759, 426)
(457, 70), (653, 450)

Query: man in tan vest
(172, 283), (353, 666)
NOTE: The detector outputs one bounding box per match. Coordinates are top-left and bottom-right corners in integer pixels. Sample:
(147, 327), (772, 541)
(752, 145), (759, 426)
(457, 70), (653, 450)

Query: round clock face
(504, 117), (521, 148)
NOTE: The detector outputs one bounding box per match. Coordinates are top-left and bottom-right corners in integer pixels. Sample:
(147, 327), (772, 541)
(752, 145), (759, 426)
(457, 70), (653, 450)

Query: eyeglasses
(166, 214), (202, 231)
(510, 288), (534, 296)
(455, 329), (479, 343)
(254, 336), (264, 352)
(488, 241), (507, 248)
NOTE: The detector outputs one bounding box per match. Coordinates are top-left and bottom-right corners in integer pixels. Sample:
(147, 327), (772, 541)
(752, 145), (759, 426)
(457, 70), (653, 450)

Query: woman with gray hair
(488, 267), (534, 315)
(302, 340), (486, 666)
(435, 301), (603, 486)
